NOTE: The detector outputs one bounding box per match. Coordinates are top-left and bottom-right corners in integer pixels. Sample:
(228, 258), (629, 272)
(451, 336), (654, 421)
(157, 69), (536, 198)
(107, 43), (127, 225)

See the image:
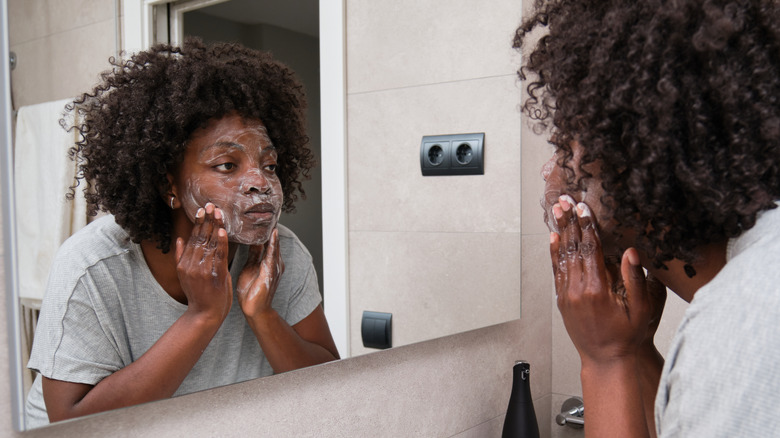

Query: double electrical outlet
(420, 133), (485, 176)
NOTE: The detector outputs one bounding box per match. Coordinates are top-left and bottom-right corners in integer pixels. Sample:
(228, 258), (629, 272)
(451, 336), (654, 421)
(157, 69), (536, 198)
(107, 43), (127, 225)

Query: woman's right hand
(550, 196), (657, 366)
(175, 202), (232, 322)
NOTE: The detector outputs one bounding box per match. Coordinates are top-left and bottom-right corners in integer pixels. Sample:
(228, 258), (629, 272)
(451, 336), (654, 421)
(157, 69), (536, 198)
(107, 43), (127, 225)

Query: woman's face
(172, 112), (283, 246)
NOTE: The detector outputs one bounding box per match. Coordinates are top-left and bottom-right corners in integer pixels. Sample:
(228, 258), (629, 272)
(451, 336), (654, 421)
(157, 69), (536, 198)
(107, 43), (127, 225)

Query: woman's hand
(175, 202), (232, 322)
(550, 195), (659, 367)
(642, 273), (667, 348)
(237, 228), (285, 320)
(604, 255), (667, 355)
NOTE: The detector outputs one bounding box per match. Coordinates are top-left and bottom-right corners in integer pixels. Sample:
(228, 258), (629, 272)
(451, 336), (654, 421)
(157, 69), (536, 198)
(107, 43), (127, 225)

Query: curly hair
(66, 37), (315, 253)
(515, 0), (780, 268)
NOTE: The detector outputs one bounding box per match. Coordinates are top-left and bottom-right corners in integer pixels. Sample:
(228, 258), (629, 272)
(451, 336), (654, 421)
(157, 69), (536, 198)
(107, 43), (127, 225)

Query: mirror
(4, 0), (523, 430)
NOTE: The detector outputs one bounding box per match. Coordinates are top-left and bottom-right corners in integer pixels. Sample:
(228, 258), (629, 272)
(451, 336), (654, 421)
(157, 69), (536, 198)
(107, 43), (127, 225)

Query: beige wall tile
(11, 19), (115, 108)
(349, 230), (522, 354)
(552, 296), (583, 396)
(347, 0), (524, 93)
(537, 394), (554, 438)
(348, 75), (522, 234)
(520, 234), (552, 322)
(520, 233), (554, 399)
(8, 0), (115, 46)
(452, 415), (504, 438)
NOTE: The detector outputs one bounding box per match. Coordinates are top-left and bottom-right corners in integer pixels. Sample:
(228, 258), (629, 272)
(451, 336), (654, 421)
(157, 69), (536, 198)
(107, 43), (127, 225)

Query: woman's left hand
(237, 228), (285, 319)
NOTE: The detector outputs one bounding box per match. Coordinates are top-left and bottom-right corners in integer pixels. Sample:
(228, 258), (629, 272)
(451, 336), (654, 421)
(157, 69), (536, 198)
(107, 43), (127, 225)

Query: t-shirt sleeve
(28, 275), (124, 386)
(283, 263), (322, 326)
(273, 229), (322, 326)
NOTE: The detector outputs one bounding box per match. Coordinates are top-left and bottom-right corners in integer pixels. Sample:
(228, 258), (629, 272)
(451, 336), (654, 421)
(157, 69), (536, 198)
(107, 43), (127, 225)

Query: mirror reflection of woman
(24, 38), (339, 428)
(516, 0), (780, 436)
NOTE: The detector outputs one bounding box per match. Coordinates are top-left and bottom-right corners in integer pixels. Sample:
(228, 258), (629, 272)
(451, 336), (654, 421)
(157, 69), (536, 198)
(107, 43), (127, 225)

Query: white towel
(14, 98), (88, 301)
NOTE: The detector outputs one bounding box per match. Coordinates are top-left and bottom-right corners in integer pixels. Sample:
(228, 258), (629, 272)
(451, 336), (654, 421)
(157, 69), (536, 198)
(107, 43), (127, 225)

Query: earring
(684, 264), (697, 278)
(170, 196), (176, 209)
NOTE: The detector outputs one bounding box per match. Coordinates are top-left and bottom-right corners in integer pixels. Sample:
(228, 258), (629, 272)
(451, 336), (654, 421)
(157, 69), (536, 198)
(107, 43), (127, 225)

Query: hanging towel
(14, 98), (88, 301)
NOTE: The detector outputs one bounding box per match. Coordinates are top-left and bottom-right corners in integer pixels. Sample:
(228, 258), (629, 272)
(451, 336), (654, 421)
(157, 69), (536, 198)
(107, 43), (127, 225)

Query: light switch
(361, 311), (392, 349)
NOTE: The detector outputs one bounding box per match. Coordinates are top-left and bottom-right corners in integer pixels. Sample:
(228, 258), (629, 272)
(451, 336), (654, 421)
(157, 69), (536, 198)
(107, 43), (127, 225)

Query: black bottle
(501, 360), (540, 438)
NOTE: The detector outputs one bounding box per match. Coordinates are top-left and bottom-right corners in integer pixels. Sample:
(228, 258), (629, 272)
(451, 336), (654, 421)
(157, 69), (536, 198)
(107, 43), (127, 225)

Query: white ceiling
(196, 0), (319, 37)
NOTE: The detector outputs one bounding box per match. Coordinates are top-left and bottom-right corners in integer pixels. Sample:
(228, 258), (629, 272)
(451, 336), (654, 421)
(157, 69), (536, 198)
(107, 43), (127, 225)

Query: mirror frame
(316, 0), (349, 357)
(1, 0), (26, 430)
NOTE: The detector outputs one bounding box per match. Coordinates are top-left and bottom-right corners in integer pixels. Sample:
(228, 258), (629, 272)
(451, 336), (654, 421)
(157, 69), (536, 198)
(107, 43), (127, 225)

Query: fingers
(556, 195), (582, 268)
(620, 248), (650, 320)
(176, 237), (184, 264)
(189, 203), (220, 249)
(550, 195), (584, 299)
(262, 228), (277, 262)
(262, 228), (285, 276)
(576, 202), (607, 285)
(236, 229), (283, 317)
(175, 204), (232, 319)
(549, 231), (561, 278)
(214, 228), (228, 269)
(620, 248), (643, 292)
(179, 203), (228, 276)
(550, 196), (616, 312)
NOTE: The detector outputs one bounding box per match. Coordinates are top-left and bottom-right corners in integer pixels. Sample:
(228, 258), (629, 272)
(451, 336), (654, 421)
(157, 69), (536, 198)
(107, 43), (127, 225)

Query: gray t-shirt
(25, 215), (321, 428)
(655, 202), (780, 437)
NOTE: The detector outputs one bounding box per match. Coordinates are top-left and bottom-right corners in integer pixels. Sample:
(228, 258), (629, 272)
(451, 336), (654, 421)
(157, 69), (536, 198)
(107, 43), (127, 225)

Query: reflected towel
(14, 99), (87, 301)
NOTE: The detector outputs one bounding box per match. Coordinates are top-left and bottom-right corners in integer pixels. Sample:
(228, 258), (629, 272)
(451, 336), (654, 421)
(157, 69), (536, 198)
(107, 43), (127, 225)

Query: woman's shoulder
(51, 215), (136, 274)
(679, 206), (780, 345)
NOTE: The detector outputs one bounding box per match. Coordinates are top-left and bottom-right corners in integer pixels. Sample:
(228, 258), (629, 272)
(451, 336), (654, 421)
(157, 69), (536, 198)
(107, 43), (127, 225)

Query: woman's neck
(140, 239), (186, 303)
(644, 240), (728, 303)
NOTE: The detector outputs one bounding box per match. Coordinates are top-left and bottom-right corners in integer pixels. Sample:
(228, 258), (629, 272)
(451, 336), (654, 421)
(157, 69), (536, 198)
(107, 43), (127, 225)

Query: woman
(25, 38), (339, 428)
(516, 0), (780, 436)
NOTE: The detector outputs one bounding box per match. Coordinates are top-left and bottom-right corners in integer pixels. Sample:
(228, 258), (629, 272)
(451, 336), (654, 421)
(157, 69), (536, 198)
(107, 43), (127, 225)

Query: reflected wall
(7, 0), (115, 109)
(346, 1), (525, 355)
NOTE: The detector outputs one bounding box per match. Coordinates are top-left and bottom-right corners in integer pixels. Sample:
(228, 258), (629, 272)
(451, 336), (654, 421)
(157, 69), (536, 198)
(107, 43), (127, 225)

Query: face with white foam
(172, 112), (283, 246)
(540, 140), (614, 240)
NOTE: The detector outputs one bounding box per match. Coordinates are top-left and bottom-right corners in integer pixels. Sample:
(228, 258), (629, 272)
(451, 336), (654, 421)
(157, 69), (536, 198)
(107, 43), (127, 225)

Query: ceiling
(195, 0), (319, 37)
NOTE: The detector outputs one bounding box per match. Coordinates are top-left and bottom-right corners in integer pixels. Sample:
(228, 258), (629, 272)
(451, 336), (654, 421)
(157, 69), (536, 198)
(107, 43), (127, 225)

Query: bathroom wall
(8, 0), (116, 109)
(345, 0), (526, 354)
(0, 0), (689, 437)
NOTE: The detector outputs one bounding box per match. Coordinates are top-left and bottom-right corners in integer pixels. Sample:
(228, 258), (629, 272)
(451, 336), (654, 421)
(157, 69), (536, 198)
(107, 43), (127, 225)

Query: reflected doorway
(159, 0), (324, 293)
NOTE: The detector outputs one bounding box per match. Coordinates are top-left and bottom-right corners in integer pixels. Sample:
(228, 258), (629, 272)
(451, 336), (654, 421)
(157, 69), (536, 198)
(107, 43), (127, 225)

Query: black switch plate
(361, 311), (392, 349)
